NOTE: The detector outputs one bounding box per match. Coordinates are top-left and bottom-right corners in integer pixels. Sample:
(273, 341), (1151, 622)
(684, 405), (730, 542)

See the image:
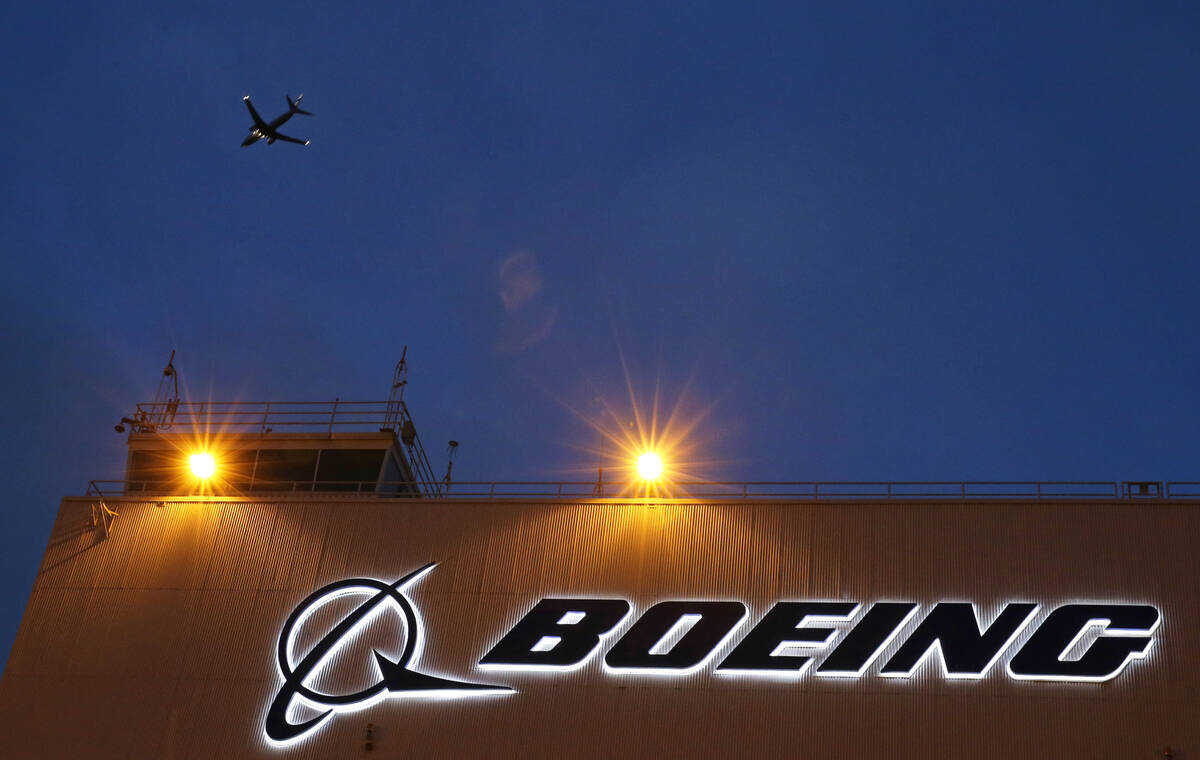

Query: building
(0, 396), (1195, 758)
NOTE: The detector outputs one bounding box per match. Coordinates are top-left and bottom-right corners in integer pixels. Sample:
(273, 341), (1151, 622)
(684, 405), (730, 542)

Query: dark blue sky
(2, 1), (1198, 666)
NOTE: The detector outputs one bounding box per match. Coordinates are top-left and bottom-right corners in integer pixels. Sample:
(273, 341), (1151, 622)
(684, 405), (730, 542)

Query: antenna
(382, 346), (408, 431)
(150, 350), (180, 430)
(379, 347), (442, 496)
(114, 351), (180, 433)
(591, 395), (605, 497)
(444, 440), (459, 487)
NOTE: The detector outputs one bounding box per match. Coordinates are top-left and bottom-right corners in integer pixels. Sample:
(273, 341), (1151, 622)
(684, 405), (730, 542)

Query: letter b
(479, 598), (630, 669)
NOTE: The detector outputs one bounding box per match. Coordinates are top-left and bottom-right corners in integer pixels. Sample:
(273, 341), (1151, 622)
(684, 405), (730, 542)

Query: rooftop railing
(129, 400), (402, 434)
(85, 480), (1200, 500)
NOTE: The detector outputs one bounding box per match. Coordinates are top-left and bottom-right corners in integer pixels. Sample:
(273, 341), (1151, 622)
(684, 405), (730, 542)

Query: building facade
(1, 482), (1195, 758)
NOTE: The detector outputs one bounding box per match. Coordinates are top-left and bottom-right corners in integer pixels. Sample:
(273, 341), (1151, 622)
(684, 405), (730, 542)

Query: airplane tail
(287, 94), (312, 116)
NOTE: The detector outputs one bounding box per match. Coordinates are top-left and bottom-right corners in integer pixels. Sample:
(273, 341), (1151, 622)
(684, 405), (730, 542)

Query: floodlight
(189, 453), (216, 479)
(637, 452), (664, 480)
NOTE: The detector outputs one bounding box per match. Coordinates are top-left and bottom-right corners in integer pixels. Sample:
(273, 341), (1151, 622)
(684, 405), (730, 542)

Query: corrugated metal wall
(1, 496), (1195, 758)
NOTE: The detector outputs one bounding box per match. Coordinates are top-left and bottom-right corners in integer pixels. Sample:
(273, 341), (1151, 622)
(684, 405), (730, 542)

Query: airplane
(241, 94), (311, 147)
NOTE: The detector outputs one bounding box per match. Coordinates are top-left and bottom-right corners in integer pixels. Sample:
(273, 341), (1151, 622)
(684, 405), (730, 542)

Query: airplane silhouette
(242, 94), (311, 147)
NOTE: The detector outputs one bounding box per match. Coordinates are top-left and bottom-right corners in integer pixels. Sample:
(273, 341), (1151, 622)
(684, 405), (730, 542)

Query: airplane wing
(242, 96), (268, 129)
(273, 132), (310, 146)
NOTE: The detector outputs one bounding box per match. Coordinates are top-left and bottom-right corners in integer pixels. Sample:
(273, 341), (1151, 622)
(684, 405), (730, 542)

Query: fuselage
(243, 112), (295, 146)
(268, 112), (294, 131)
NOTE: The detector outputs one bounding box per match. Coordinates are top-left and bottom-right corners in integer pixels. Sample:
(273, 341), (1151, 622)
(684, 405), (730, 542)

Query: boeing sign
(264, 564), (1162, 746)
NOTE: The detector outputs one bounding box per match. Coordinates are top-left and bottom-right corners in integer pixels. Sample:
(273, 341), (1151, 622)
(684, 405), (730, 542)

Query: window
(315, 449), (385, 491)
(251, 449), (319, 491)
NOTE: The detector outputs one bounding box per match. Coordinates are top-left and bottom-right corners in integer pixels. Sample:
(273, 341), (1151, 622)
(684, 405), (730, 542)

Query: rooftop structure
(105, 351), (445, 499)
(116, 401), (438, 498)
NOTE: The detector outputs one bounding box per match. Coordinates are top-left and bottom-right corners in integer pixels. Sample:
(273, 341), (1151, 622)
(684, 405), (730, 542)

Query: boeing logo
(479, 598), (1161, 682)
(264, 565), (1162, 746)
(264, 564), (509, 745)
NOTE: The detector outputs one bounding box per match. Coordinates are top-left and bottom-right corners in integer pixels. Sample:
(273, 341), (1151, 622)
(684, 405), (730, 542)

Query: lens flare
(189, 452), (216, 479)
(556, 341), (727, 499)
(637, 453), (663, 480)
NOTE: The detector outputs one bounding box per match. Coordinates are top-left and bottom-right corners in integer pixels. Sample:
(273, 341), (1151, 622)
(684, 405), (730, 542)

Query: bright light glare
(189, 453), (216, 479)
(637, 452), (664, 480)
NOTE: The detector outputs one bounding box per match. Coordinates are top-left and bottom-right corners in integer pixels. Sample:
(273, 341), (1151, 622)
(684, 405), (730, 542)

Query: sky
(1, 0), (1198, 667)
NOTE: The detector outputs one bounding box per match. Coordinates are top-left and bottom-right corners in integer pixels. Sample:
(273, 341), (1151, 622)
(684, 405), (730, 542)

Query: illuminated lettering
(1007, 603), (1160, 682)
(816, 602), (919, 677)
(478, 598), (631, 670)
(879, 602), (1038, 678)
(265, 567), (1165, 747)
(605, 601), (746, 672)
(717, 602), (858, 675)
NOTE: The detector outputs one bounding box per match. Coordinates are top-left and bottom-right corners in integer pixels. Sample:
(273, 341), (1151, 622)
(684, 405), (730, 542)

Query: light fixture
(637, 452), (663, 480)
(189, 452), (216, 479)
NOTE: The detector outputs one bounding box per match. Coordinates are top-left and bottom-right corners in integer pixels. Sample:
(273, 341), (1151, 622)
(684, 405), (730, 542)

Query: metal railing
(132, 400), (400, 433)
(85, 480), (1200, 500)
